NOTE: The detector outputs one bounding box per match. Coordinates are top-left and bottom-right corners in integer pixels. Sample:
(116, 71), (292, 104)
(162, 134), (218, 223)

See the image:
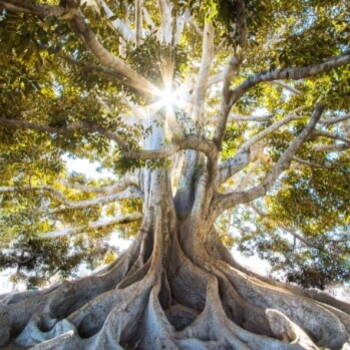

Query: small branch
(270, 81), (302, 95)
(230, 114), (273, 122)
(0, 186), (68, 204)
(61, 173), (139, 194)
(248, 203), (327, 252)
(241, 107), (305, 151)
(40, 213), (143, 239)
(215, 103), (324, 212)
(312, 143), (350, 152)
(320, 114), (350, 125)
(207, 113), (273, 126)
(0, 117), (127, 146)
(50, 187), (143, 213)
(292, 156), (333, 169)
(312, 130), (350, 145)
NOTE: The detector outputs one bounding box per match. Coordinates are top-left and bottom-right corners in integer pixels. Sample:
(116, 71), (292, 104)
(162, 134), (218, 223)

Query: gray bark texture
(0, 167), (349, 350)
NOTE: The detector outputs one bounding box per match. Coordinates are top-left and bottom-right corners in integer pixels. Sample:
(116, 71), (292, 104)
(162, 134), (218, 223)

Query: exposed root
(1, 218), (350, 350)
(215, 259), (350, 349)
(0, 236), (142, 346)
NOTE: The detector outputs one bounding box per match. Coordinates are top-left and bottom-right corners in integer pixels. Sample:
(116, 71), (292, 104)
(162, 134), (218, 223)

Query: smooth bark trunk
(1, 181), (350, 349)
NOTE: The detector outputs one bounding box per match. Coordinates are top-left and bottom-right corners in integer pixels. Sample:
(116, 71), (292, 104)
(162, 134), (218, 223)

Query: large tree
(0, 0), (350, 349)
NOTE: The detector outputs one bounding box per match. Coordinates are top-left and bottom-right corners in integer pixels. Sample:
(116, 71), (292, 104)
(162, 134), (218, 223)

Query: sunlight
(158, 87), (177, 108)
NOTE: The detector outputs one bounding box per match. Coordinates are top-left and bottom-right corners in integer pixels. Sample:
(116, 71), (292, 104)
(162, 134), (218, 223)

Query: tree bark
(1, 173), (350, 350)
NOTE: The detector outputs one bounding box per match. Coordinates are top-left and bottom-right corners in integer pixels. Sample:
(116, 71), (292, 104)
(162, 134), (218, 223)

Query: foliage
(0, 0), (350, 290)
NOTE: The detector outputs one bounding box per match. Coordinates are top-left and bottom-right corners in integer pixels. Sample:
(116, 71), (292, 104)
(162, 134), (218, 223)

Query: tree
(0, 0), (350, 348)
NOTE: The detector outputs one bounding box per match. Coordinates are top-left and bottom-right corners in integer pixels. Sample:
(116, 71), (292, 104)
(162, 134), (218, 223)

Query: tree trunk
(1, 167), (350, 350)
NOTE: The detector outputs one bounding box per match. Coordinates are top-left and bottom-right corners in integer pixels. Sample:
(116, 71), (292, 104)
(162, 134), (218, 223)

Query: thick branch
(228, 52), (350, 109)
(0, 0), (155, 94)
(95, 0), (135, 42)
(215, 103), (324, 212)
(40, 213), (142, 239)
(217, 108), (304, 185)
(211, 52), (350, 151)
(193, 20), (215, 123)
(0, 118), (216, 160)
(158, 0), (173, 44)
(214, 56), (243, 146)
(0, 0), (65, 17)
(216, 150), (250, 186)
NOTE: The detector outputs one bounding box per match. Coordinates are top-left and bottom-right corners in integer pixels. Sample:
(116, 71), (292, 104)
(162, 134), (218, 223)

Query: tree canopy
(0, 0), (349, 290)
(1, 1), (350, 349)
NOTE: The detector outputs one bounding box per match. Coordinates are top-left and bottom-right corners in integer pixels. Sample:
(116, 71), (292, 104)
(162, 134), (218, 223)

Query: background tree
(0, 0), (350, 349)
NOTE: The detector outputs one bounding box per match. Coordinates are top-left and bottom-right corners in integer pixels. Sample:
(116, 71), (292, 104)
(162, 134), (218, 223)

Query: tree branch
(213, 56), (243, 146)
(158, 0), (173, 44)
(0, 183), (142, 212)
(0, 0), (156, 95)
(216, 150), (250, 186)
(193, 20), (215, 123)
(216, 107), (305, 185)
(270, 81), (302, 95)
(312, 143), (350, 152)
(292, 156), (333, 169)
(230, 114), (274, 122)
(0, 118), (217, 160)
(40, 213), (142, 239)
(215, 103), (324, 213)
(320, 114), (350, 125)
(0, 186), (68, 204)
(135, 0), (143, 46)
(248, 204), (332, 253)
(212, 51), (349, 156)
(228, 52), (350, 110)
(312, 130), (350, 145)
(61, 173), (139, 194)
(50, 187), (143, 213)
(95, 0), (135, 42)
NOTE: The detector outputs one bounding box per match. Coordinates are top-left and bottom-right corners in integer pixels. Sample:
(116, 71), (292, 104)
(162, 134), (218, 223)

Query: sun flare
(158, 87), (177, 108)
